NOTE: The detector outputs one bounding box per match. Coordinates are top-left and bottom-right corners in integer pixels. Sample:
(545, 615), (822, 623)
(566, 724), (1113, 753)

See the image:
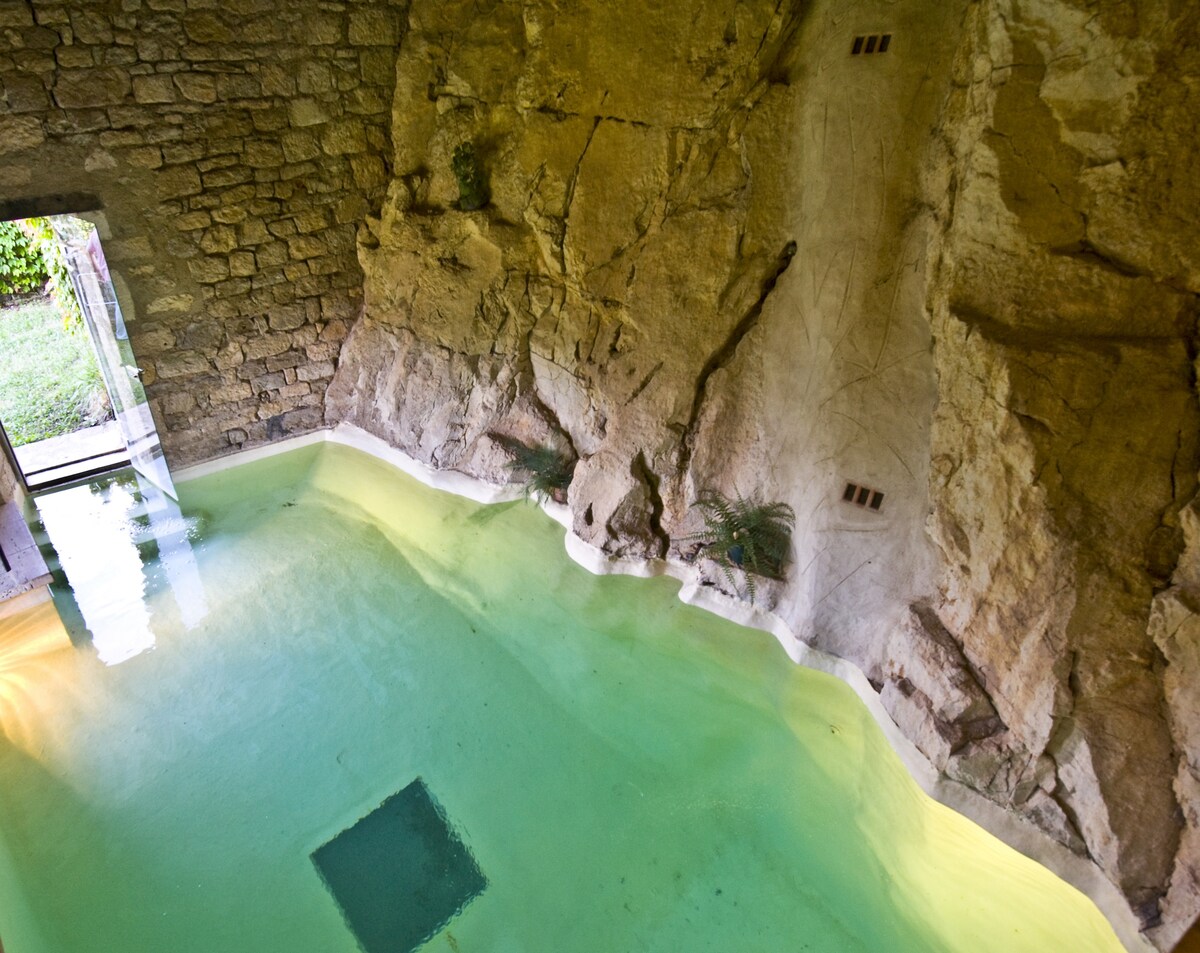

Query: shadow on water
(463, 498), (522, 527)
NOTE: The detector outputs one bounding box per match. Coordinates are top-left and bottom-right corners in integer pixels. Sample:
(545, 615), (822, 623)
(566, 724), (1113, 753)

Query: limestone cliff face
(330, 0), (962, 639)
(327, 0), (1200, 946)
(329, 0), (806, 567)
(916, 2), (1200, 946)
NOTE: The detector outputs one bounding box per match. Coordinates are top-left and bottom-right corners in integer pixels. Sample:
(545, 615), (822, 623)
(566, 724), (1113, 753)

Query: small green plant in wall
(687, 491), (795, 602)
(451, 141), (489, 211)
(495, 435), (575, 504)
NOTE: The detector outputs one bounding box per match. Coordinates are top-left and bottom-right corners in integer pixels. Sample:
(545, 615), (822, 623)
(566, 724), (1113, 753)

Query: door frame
(0, 204), (176, 497)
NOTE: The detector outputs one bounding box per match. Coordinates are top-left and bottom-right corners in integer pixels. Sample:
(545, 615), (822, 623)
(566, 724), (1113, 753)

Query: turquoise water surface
(0, 442), (1124, 952)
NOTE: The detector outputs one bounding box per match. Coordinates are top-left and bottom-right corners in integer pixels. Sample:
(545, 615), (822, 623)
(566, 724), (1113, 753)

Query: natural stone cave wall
(328, 0), (965, 653)
(915, 1), (1200, 947)
(0, 0), (404, 465)
(327, 0), (1200, 948)
(328, 0), (812, 561)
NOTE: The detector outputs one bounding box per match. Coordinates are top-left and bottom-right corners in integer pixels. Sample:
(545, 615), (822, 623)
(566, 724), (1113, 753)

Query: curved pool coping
(175, 423), (1154, 953)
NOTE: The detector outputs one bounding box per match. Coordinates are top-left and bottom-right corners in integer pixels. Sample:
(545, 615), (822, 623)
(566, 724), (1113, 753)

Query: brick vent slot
(851, 34), (892, 55)
(843, 482), (885, 511)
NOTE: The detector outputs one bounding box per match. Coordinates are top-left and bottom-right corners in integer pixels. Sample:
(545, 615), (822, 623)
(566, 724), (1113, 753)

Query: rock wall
(330, 0), (963, 622)
(330, 0), (809, 565)
(328, 0), (1200, 948)
(917, 1), (1200, 947)
(1151, 501), (1200, 950)
(0, 0), (404, 465)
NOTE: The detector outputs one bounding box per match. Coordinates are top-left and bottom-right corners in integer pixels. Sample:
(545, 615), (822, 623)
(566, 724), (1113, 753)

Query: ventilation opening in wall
(843, 482), (884, 512)
(851, 34), (892, 55)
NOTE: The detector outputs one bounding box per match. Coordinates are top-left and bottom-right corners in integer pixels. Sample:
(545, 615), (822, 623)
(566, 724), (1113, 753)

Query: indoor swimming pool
(0, 440), (1125, 952)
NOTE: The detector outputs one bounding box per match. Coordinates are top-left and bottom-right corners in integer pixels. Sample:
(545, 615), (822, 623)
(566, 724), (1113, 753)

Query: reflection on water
(32, 469), (208, 665)
(139, 479), (208, 630)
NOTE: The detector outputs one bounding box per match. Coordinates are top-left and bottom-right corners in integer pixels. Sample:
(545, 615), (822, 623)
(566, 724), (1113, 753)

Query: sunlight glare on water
(32, 476), (157, 665)
(0, 442), (1126, 953)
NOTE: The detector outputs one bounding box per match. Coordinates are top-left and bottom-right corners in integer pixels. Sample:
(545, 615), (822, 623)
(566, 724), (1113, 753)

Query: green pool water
(0, 441), (1124, 952)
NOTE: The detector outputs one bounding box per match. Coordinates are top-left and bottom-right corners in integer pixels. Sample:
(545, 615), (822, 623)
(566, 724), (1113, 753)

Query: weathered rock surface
(336, 0), (806, 554)
(919, 0), (1200, 940)
(326, 314), (564, 476)
(327, 0), (1200, 947)
(1147, 499), (1200, 950)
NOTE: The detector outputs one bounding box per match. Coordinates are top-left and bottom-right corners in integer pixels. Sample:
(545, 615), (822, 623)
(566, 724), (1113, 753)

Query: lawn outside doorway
(0, 293), (127, 487)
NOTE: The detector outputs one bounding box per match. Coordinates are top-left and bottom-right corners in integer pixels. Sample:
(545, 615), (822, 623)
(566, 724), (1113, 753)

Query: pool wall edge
(172, 423), (1155, 953)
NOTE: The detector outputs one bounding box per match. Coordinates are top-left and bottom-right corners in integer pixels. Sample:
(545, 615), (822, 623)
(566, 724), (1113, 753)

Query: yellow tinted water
(0, 442), (1124, 952)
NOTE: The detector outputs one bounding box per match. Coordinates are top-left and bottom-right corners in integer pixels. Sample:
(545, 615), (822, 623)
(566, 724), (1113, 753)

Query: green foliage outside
(688, 491), (796, 602)
(451, 142), (489, 210)
(0, 217), (86, 327)
(0, 220), (49, 295)
(22, 217), (84, 328)
(495, 435), (575, 503)
(0, 296), (111, 446)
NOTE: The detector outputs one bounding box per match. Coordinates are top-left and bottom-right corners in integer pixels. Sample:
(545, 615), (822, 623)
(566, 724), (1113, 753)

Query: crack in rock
(633, 450), (669, 558)
(679, 239), (797, 468)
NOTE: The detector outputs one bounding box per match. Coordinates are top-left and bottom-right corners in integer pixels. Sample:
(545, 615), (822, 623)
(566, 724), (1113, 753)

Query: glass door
(55, 217), (177, 499)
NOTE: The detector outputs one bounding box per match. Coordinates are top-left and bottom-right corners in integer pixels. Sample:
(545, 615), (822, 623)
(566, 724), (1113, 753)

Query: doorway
(0, 214), (175, 497)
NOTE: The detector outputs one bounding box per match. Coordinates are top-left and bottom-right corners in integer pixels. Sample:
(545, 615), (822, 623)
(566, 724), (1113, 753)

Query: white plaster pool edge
(174, 424), (1154, 953)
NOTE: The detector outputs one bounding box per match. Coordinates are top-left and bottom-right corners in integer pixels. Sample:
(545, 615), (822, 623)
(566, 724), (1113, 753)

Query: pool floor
(0, 442), (1124, 952)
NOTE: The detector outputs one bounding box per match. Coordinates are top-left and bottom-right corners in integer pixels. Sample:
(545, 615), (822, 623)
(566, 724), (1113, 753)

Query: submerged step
(24, 450), (132, 490)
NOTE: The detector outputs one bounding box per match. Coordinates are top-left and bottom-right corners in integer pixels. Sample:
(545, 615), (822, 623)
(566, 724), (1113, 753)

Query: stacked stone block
(0, 0), (404, 465)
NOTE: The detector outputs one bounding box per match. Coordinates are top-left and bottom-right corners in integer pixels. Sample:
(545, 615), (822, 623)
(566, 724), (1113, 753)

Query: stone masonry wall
(0, 0), (405, 466)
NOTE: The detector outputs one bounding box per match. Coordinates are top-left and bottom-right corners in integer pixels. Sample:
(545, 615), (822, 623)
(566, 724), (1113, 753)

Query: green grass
(0, 295), (112, 447)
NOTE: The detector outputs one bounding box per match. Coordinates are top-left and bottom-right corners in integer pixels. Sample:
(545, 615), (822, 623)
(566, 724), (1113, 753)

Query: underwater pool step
(23, 449), (132, 490)
(14, 421), (127, 478)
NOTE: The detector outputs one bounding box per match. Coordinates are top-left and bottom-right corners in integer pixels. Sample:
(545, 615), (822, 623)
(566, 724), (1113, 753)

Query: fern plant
(495, 435), (575, 503)
(687, 491), (795, 602)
